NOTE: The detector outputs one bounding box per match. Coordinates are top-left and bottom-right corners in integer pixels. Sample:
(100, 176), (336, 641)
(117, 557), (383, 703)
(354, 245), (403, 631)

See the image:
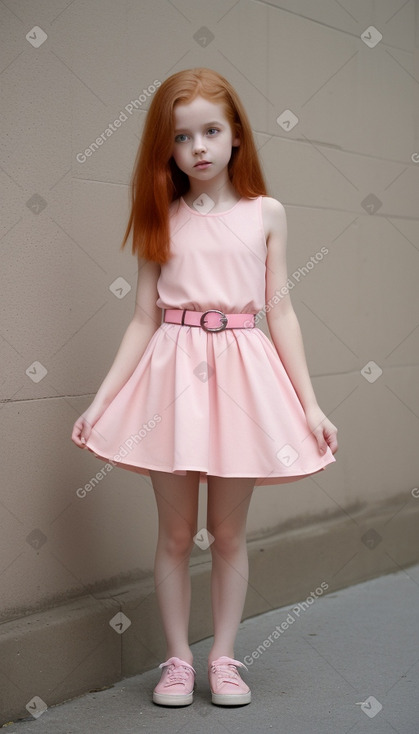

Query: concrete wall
(1, 0), (419, 723)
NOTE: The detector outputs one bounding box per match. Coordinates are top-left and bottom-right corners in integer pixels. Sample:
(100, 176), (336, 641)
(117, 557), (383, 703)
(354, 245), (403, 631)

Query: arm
(263, 198), (338, 455)
(72, 256), (161, 447)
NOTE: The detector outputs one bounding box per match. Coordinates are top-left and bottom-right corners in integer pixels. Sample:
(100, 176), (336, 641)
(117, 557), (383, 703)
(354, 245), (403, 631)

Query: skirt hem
(84, 445), (335, 485)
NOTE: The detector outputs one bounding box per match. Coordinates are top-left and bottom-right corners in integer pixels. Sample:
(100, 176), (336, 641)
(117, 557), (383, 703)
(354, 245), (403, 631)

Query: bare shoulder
(261, 196), (287, 243)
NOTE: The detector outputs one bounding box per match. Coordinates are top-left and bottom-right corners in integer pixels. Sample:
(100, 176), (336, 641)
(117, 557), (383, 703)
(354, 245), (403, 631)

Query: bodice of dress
(156, 195), (267, 314)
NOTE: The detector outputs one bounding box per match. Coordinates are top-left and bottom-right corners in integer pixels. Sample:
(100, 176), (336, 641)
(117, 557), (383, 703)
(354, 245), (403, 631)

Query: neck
(185, 171), (239, 207)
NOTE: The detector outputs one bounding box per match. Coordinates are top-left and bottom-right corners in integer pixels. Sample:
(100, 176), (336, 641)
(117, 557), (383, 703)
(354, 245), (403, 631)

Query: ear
(232, 134), (240, 147)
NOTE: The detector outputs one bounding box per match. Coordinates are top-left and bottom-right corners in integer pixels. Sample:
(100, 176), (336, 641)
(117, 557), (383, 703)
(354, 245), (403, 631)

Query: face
(171, 96), (240, 182)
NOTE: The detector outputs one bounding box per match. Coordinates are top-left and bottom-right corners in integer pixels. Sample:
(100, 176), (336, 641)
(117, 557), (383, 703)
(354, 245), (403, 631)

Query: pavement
(3, 564), (419, 734)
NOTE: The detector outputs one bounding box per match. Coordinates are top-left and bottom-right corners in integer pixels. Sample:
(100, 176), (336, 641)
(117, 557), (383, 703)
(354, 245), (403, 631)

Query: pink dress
(84, 195), (335, 485)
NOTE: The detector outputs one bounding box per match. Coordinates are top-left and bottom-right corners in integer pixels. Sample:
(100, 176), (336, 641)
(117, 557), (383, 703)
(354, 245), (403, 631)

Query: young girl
(72, 67), (338, 708)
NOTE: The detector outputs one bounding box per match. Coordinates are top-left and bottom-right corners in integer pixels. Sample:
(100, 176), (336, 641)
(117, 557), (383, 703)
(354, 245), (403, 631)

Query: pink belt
(164, 308), (255, 332)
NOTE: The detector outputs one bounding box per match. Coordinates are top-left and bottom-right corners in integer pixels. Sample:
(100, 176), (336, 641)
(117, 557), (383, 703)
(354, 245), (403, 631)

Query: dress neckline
(180, 195), (246, 216)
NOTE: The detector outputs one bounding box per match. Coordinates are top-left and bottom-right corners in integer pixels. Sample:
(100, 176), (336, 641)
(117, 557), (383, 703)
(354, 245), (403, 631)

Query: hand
(71, 405), (104, 449)
(305, 405), (338, 456)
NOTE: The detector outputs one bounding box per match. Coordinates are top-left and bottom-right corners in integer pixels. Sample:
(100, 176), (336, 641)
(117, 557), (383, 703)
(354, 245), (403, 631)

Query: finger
(71, 427), (80, 444)
(71, 419), (82, 438)
(71, 436), (84, 448)
(323, 429), (337, 453)
(81, 425), (92, 445)
(328, 436), (338, 454)
(71, 422), (87, 448)
(314, 430), (328, 454)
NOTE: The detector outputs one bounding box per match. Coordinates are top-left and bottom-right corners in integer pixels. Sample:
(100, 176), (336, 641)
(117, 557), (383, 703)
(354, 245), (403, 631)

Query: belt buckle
(200, 309), (228, 332)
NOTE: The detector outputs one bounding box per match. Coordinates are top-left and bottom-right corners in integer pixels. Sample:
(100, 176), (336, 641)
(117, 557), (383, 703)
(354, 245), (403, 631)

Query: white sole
(152, 691), (194, 706)
(211, 691), (251, 705)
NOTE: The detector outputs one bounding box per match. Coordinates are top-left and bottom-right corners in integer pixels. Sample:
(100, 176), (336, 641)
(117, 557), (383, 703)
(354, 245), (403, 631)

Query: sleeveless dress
(84, 195), (336, 486)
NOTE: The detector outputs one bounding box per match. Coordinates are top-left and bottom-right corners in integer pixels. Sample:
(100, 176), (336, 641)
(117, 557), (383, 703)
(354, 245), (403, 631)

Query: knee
(160, 526), (196, 557)
(208, 526), (244, 556)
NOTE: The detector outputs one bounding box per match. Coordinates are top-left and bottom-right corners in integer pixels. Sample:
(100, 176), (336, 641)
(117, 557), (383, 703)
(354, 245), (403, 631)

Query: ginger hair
(120, 68), (268, 264)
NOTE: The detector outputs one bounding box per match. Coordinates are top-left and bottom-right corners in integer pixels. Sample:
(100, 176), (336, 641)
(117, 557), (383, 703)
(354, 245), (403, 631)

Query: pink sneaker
(152, 656), (196, 706)
(208, 655), (251, 705)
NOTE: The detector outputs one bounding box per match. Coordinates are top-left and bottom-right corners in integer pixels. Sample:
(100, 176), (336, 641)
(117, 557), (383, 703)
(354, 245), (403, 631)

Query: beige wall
(1, 0), (418, 624)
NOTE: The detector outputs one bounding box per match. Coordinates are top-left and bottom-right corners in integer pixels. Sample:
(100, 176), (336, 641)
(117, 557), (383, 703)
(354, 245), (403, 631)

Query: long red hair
(120, 68), (268, 264)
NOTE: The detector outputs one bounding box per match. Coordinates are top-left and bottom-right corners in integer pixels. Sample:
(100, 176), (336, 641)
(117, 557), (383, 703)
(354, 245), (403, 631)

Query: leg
(149, 470), (200, 664)
(206, 475), (256, 663)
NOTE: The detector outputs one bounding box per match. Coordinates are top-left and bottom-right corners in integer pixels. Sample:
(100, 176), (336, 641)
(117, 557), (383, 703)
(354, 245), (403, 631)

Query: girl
(72, 67), (338, 708)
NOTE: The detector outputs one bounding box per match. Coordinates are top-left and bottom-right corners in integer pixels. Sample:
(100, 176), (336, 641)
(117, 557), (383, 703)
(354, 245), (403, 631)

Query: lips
(194, 161), (211, 167)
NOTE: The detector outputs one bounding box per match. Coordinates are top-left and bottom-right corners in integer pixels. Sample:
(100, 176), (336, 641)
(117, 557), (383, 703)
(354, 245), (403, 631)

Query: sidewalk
(4, 564), (419, 733)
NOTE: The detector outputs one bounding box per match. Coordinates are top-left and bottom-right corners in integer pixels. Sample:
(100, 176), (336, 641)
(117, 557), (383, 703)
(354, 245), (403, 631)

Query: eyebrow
(174, 121), (224, 132)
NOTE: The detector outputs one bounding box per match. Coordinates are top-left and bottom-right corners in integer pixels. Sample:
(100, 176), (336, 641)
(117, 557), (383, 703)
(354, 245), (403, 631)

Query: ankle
(166, 650), (193, 665)
(208, 650), (234, 664)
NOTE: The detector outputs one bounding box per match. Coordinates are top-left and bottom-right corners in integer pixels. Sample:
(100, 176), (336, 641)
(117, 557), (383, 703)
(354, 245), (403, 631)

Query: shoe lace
(211, 658), (247, 686)
(160, 660), (195, 687)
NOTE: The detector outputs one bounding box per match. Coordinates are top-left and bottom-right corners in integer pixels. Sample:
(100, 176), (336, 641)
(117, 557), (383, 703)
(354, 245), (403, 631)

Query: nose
(192, 135), (206, 155)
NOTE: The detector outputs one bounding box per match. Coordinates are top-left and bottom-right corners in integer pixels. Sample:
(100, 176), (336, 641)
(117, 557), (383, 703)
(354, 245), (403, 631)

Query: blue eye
(207, 128), (219, 135)
(175, 134), (188, 143)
